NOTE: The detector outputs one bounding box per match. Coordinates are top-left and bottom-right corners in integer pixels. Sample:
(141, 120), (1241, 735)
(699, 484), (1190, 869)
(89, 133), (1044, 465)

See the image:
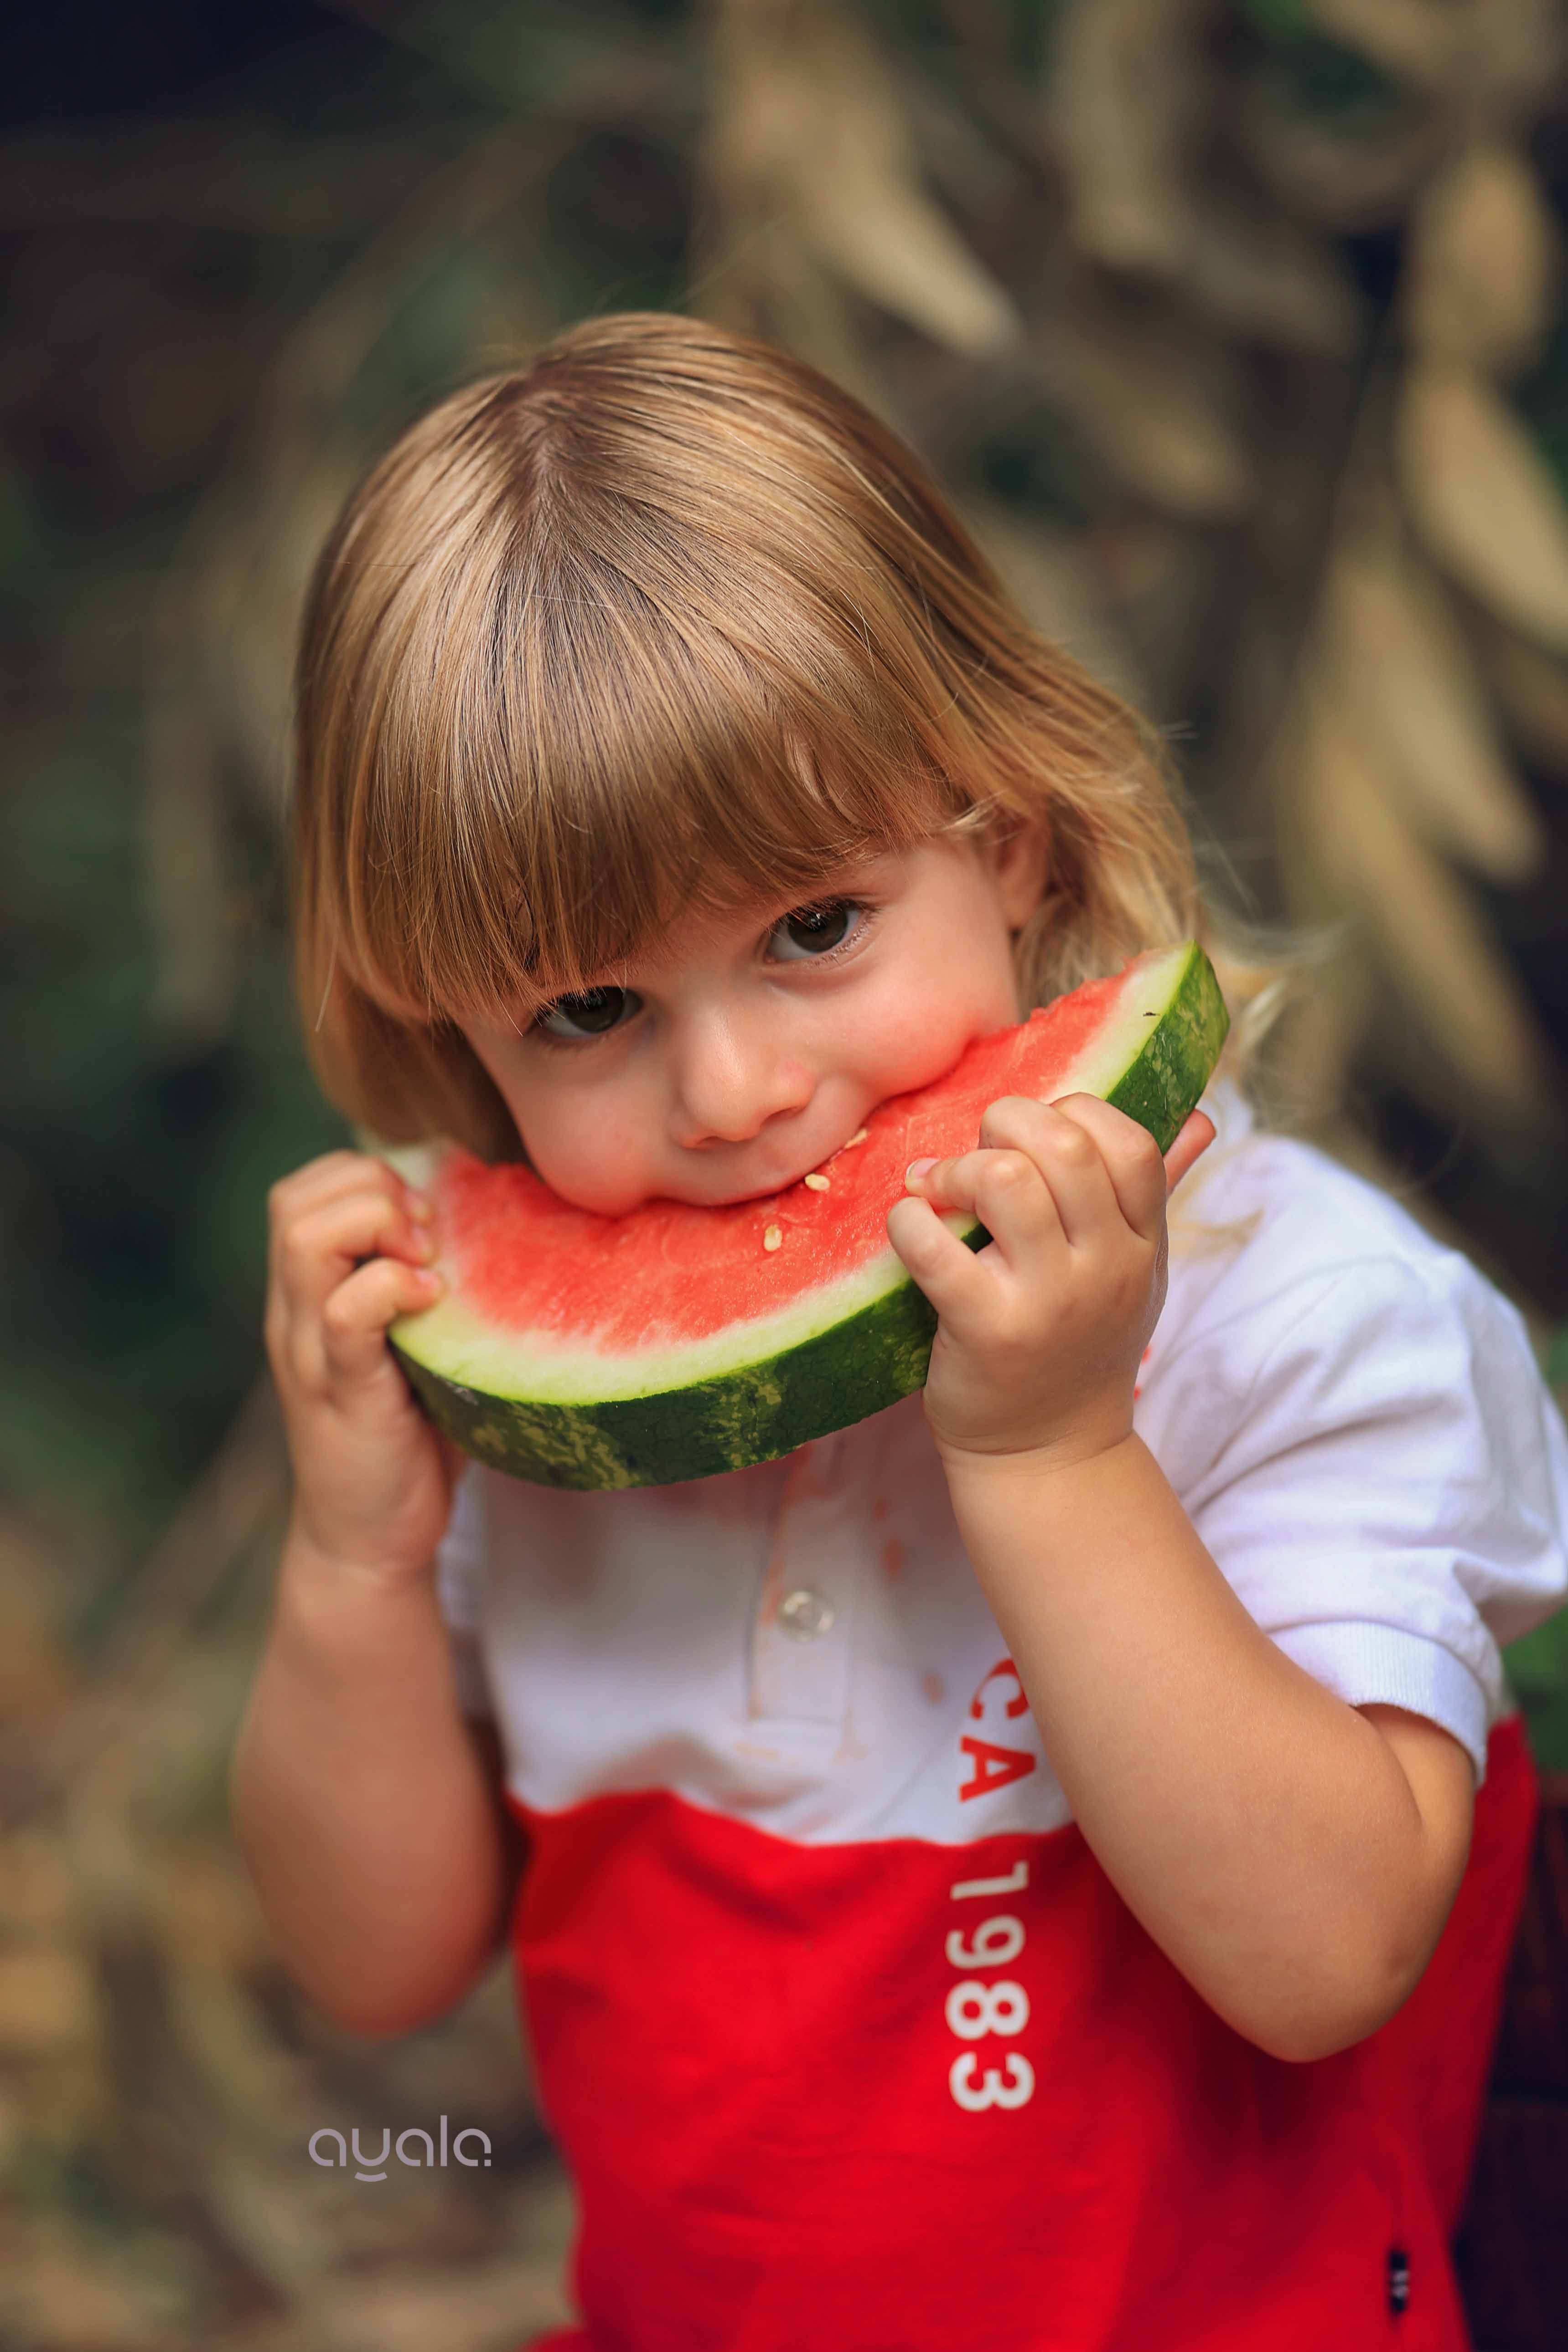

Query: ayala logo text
(309, 2114), (492, 2182)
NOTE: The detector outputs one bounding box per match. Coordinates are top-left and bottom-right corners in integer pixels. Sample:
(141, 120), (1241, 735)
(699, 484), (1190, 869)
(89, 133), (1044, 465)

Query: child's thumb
(1164, 1109), (1216, 1195)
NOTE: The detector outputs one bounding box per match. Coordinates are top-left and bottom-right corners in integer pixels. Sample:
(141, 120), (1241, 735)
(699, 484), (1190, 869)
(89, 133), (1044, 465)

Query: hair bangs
(333, 510), (976, 1029)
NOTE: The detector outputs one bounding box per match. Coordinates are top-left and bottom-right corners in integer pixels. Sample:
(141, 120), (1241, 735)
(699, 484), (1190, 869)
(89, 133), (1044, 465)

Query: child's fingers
(316, 1257), (445, 1387)
(903, 1096), (1214, 1260)
(905, 1097), (1127, 1258)
(885, 1194), (998, 1336)
(1012, 1095), (1171, 1243)
(270, 1150), (430, 1225)
(268, 1148), (372, 1208)
(902, 1135), (1068, 1272)
(273, 1184), (434, 1320)
(973, 1098), (1128, 1249)
(1036, 1098), (1214, 1214)
(269, 1155), (432, 1266)
(1163, 1109), (1216, 1193)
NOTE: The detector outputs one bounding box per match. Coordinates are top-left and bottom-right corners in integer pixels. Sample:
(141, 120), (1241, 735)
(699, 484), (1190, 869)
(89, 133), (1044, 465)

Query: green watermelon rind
(395, 1274), (943, 1491)
(389, 941), (1229, 1488)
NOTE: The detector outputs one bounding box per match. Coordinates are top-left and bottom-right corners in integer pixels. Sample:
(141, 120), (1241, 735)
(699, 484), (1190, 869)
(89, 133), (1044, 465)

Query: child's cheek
(848, 984), (1014, 1111)
(475, 1057), (601, 1209)
(518, 1104), (654, 1216)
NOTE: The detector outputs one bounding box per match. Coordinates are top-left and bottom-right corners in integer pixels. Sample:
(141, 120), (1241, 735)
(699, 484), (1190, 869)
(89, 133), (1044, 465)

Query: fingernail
(419, 1268), (445, 1295)
(408, 1193), (434, 1222)
(906, 1157), (936, 1186)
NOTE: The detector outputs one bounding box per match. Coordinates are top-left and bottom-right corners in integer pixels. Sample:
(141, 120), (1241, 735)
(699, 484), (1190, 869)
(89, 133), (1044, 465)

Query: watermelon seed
(763, 1225), (784, 1251)
(844, 1128), (868, 1148)
(803, 1172), (830, 1191)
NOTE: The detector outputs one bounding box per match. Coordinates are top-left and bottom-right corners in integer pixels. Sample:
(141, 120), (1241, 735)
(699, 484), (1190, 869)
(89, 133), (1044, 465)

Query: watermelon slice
(387, 940), (1227, 1489)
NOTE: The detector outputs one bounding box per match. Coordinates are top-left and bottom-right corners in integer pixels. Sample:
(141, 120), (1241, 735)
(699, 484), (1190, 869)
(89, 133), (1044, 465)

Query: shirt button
(777, 1587), (836, 1640)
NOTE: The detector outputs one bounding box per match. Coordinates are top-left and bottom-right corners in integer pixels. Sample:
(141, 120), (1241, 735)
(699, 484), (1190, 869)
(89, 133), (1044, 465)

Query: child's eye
(767, 899), (867, 962)
(533, 985), (641, 1041)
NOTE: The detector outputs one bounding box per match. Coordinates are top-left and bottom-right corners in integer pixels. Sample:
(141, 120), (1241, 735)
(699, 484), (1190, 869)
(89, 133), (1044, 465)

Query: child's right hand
(264, 1150), (461, 1583)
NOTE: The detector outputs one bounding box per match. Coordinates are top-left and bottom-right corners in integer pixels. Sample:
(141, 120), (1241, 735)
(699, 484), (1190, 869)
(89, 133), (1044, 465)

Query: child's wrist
(281, 1513), (437, 1602)
(934, 1418), (1139, 1493)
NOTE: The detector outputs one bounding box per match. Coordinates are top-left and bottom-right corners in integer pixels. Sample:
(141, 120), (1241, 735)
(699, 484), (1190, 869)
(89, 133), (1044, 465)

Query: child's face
(461, 830), (1049, 1216)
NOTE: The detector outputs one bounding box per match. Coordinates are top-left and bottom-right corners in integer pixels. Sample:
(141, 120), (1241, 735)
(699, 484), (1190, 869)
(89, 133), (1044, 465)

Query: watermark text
(309, 2115), (492, 2182)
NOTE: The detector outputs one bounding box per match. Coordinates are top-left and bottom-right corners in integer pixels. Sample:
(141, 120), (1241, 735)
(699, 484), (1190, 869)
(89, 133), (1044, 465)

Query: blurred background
(2, 0), (1568, 2345)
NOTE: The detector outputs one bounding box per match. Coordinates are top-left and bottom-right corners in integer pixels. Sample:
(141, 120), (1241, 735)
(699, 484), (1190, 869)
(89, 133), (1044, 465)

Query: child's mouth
(707, 1123), (874, 1210)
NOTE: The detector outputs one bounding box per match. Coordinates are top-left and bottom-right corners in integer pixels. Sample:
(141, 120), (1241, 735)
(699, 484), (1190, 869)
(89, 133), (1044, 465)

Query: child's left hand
(885, 1095), (1215, 1472)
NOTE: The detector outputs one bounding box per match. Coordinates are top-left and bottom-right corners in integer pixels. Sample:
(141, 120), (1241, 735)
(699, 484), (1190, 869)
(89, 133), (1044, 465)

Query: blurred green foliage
(0, 576), (343, 1603)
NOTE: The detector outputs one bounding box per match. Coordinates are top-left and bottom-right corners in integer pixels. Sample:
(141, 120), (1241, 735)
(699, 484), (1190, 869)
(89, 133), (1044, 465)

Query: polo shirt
(435, 1082), (1568, 2351)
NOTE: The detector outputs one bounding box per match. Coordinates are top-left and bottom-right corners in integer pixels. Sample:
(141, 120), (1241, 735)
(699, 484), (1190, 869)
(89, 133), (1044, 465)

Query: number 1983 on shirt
(946, 1858), (1034, 2112)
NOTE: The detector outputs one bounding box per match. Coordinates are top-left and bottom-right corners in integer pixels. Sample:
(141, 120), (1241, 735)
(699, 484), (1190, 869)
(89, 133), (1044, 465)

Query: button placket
(748, 1433), (855, 1726)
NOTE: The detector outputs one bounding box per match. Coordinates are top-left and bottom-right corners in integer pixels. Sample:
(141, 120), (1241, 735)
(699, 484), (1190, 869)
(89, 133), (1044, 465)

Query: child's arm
(232, 1533), (522, 2038)
(938, 1435), (1472, 2065)
(890, 1099), (1475, 2067)
(231, 1150), (521, 2039)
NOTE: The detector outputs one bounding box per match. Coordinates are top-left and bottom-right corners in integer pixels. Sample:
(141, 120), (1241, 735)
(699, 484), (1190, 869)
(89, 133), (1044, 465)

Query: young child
(233, 311), (1568, 2352)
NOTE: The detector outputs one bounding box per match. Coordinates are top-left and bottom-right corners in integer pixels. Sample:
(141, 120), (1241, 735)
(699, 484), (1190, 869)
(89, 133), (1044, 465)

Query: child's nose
(668, 1005), (814, 1147)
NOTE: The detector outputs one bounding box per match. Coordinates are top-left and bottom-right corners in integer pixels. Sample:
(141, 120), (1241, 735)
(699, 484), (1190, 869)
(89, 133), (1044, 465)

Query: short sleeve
(1176, 1254), (1568, 1788)
(434, 1465), (495, 1720)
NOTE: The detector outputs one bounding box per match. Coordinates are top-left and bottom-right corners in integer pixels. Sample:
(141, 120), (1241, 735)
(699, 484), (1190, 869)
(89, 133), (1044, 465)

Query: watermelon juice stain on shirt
(433, 1081), (1568, 2352)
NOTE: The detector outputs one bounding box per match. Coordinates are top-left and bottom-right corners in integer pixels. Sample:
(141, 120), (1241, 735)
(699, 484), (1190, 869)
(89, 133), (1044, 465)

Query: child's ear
(990, 820), (1050, 932)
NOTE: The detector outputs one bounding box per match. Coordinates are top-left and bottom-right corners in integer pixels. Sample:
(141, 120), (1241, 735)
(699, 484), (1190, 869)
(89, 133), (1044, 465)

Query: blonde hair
(292, 309), (1315, 1166)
